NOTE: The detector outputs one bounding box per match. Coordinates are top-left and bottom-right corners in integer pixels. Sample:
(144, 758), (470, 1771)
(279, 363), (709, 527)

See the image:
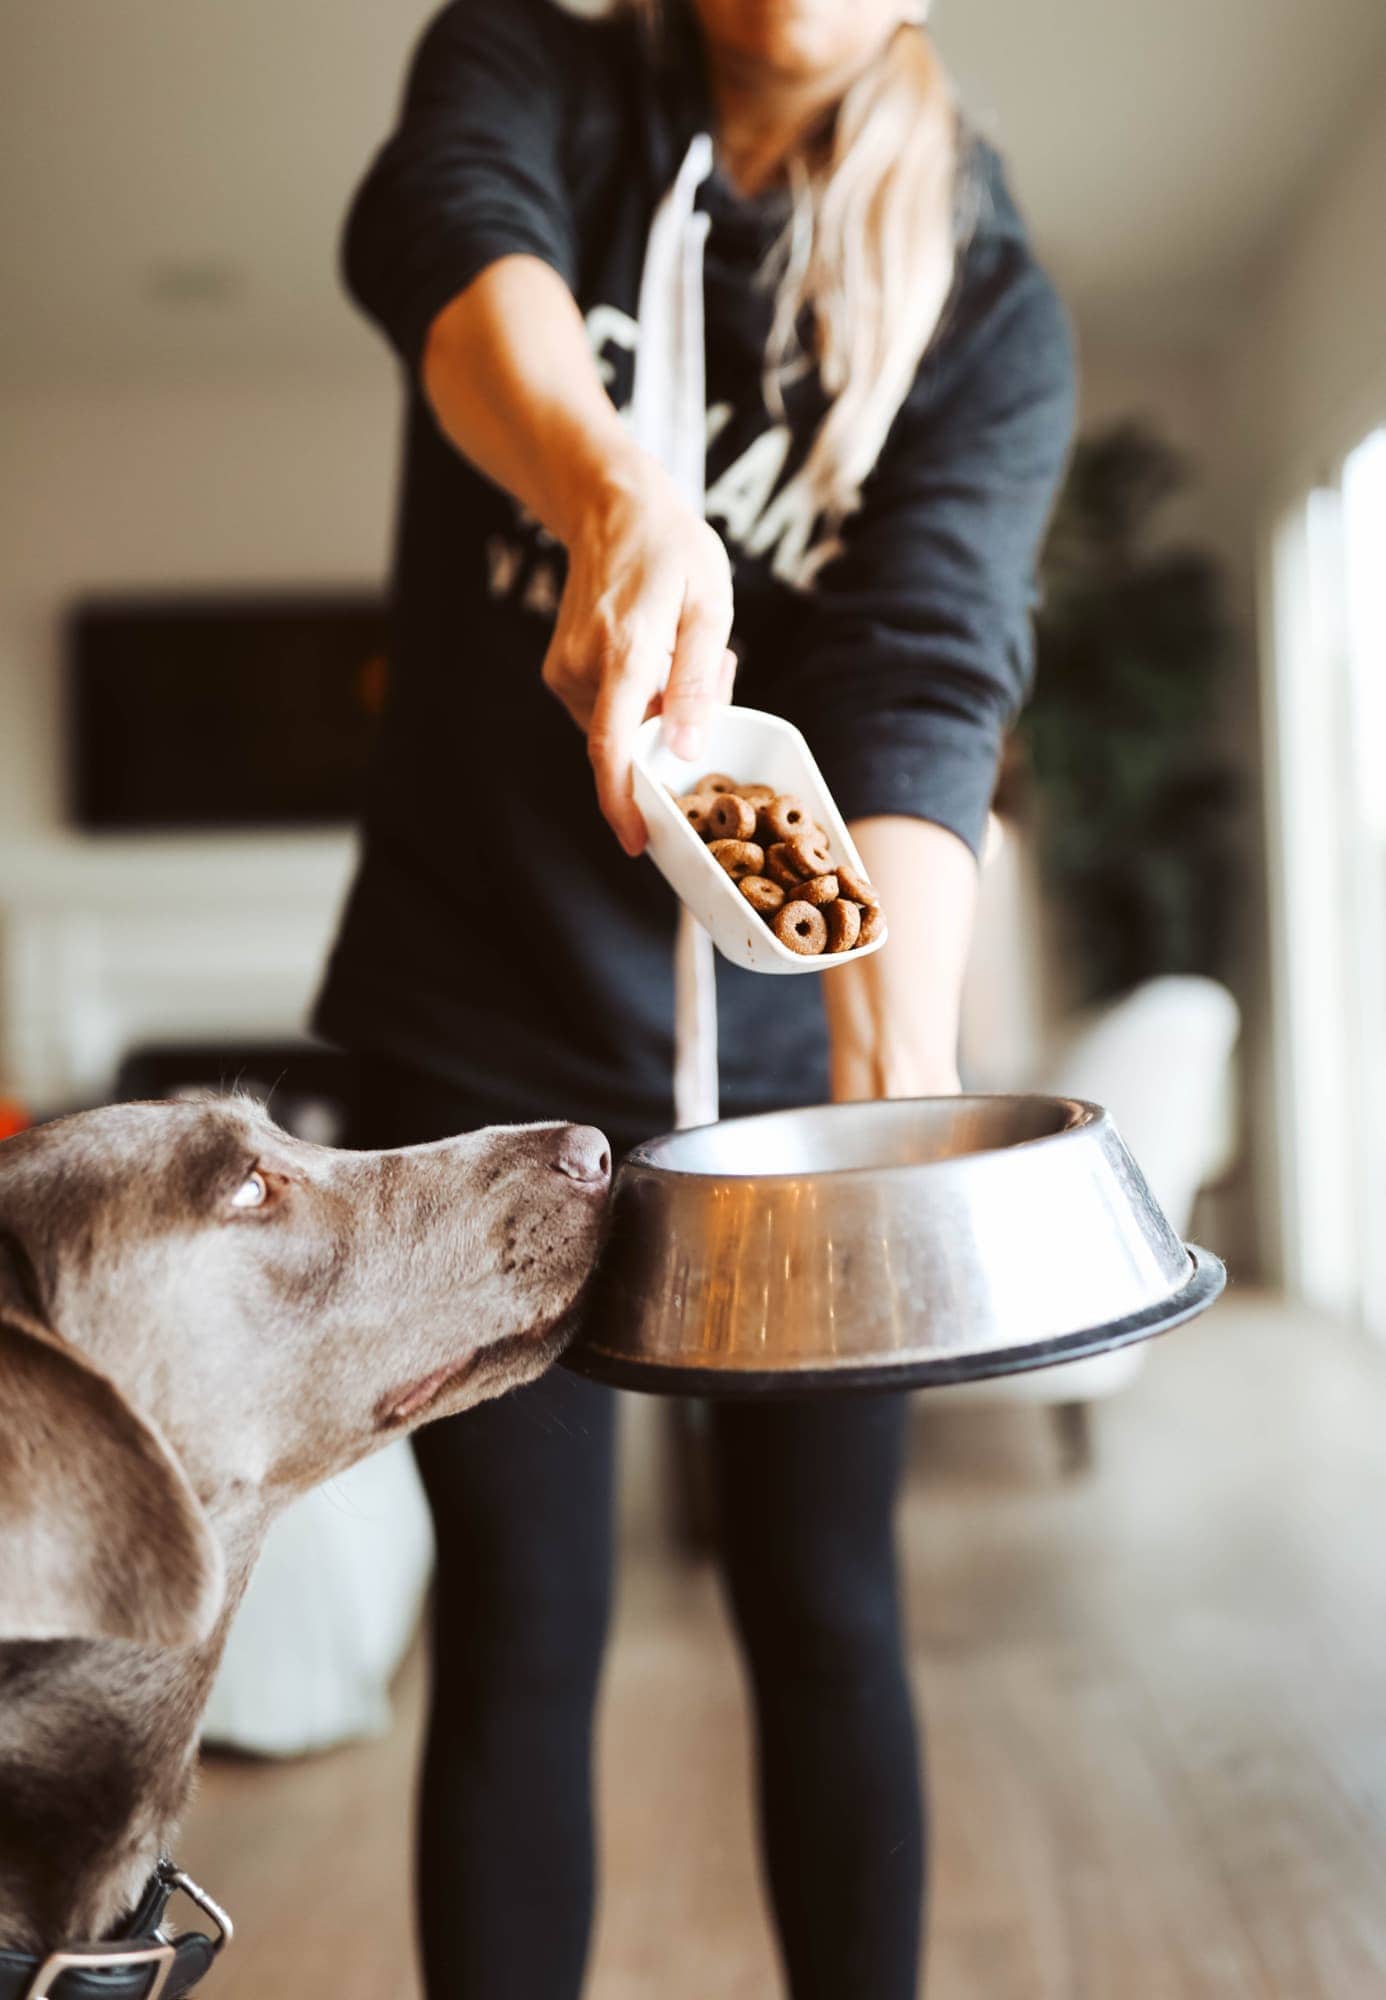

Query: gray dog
(0, 1094), (609, 1981)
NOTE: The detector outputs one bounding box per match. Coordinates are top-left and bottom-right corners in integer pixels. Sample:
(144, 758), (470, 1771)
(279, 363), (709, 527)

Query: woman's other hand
(544, 450), (735, 855)
(823, 815), (978, 1102)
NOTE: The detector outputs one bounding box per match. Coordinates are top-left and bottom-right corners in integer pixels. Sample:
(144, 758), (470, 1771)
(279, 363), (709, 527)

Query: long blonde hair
(634, 6), (965, 528)
(766, 26), (962, 525)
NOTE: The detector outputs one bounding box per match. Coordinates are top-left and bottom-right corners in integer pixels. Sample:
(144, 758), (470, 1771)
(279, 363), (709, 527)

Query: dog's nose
(552, 1126), (611, 1186)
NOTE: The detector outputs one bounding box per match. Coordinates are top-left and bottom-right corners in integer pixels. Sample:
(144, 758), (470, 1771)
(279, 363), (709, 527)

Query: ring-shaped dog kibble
(826, 898), (862, 952)
(739, 875), (786, 914)
(740, 783), (777, 806)
(694, 772), (739, 795)
(836, 865), (880, 908)
(765, 843), (805, 889)
(707, 793), (757, 841)
(708, 838), (765, 881)
(761, 795), (812, 844)
(678, 791), (721, 837)
(857, 902), (887, 946)
(799, 873), (839, 906)
(786, 828), (834, 879)
(772, 900), (828, 955)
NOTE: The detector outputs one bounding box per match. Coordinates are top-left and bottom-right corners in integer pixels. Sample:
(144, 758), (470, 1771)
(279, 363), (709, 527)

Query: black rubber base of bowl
(563, 1245), (1227, 1399)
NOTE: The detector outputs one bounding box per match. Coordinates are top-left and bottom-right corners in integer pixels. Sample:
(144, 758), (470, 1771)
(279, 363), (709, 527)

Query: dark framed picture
(67, 592), (390, 831)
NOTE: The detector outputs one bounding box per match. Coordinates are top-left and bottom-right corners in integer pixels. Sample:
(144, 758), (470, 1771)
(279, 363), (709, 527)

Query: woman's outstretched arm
(422, 258), (734, 854)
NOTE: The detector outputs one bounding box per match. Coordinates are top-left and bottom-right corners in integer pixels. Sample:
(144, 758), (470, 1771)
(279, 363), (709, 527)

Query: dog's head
(0, 1096), (610, 1651)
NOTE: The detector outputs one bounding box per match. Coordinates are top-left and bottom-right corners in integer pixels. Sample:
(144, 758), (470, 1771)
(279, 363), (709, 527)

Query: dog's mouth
(375, 1308), (582, 1430)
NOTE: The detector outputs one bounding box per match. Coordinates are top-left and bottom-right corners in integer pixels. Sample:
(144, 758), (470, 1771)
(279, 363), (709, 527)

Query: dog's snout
(552, 1125), (611, 1187)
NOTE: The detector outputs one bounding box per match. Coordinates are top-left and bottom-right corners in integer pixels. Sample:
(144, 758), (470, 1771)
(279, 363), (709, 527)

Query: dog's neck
(0, 1505), (263, 1956)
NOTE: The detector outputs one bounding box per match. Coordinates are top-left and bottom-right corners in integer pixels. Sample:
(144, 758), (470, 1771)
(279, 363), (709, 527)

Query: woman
(317, 1), (1074, 1992)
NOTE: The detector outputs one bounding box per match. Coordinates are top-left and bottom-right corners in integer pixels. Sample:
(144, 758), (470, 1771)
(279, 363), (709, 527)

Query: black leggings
(353, 1057), (925, 2000)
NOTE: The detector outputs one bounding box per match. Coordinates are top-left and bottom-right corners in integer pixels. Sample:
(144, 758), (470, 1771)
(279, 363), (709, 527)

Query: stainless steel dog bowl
(569, 1095), (1225, 1394)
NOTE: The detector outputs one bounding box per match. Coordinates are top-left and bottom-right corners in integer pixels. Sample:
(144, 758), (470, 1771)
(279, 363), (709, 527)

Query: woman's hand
(823, 816), (979, 1102)
(544, 452), (736, 855)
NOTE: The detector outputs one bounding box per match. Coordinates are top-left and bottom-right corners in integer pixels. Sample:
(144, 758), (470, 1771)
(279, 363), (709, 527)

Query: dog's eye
(230, 1170), (269, 1211)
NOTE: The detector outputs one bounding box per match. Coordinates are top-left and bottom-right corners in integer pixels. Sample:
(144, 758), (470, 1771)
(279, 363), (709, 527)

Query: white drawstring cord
(629, 133), (713, 508)
(628, 133), (720, 1132)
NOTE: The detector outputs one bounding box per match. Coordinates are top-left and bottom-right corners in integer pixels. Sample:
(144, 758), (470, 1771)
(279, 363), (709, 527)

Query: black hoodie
(313, 0), (1076, 1135)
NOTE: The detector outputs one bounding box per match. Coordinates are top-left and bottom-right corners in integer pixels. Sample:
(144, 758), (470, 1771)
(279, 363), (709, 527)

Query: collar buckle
(22, 1938), (176, 2000)
(155, 1864), (233, 1954)
(17, 1861), (232, 2000)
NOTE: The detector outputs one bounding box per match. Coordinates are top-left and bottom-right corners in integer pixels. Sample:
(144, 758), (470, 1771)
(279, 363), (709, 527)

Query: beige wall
(1075, 337), (1231, 549)
(0, 368), (395, 838)
(1226, 67), (1386, 500)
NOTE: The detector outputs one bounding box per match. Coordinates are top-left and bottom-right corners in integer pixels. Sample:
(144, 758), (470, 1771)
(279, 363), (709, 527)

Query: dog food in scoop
(672, 776), (885, 958)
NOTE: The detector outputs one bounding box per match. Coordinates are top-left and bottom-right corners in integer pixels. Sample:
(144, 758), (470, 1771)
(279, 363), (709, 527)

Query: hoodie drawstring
(627, 132), (720, 1133)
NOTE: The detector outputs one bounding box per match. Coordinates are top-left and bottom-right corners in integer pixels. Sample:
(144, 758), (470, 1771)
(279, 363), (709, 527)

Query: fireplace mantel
(0, 831), (357, 1110)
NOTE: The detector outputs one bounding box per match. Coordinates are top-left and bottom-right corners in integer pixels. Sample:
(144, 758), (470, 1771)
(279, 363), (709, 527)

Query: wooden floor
(181, 1296), (1386, 1998)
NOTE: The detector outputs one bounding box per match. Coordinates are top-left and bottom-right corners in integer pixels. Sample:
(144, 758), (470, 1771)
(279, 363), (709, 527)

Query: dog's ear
(0, 1233), (226, 1648)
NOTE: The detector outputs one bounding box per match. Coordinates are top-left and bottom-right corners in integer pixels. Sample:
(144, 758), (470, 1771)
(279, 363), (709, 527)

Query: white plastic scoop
(633, 704), (889, 976)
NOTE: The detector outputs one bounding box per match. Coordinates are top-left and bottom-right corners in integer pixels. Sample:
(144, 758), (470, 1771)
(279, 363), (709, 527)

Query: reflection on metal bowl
(568, 1095), (1225, 1396)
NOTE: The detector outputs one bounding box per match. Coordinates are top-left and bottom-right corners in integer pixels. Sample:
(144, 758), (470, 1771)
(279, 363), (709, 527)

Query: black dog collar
(0, 1860), (231, 2000)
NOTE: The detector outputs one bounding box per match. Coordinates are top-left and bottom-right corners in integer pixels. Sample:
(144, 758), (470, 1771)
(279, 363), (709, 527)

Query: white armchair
(201, 1437), (433, 1756)
(950, 817), (1240, 1442)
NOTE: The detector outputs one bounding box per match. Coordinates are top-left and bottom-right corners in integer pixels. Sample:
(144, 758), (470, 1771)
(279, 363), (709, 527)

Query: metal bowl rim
(619, 1092), (1106, 1186)
(567, 1244), (1225, 1397)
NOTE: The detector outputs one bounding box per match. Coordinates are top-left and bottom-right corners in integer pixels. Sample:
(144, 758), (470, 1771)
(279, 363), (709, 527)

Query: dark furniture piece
(67, 593), (388, 832)
(114, 1041), (359, 1147)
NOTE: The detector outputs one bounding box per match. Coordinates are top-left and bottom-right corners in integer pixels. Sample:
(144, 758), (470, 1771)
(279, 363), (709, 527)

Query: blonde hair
(634, 7), (964, 528)
(766, 26), (963, 525)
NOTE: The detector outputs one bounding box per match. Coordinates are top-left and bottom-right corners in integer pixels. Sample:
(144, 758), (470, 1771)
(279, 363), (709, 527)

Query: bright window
(1340, 428), (1386, 1336)
(1268, 424), (1386, 1334)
